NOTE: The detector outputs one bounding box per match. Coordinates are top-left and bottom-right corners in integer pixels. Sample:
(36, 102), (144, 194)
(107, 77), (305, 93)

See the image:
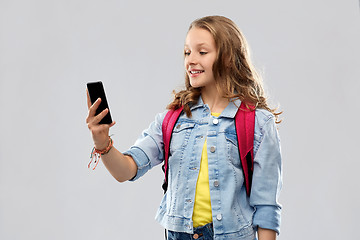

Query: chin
(189, 80), (203, 88)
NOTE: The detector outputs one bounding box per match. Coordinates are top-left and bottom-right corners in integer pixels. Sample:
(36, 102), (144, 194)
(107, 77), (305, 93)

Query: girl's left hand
(86, 89), (116, 150)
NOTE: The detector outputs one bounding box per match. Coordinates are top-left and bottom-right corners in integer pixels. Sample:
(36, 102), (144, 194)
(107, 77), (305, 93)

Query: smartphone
(87, 81), (113, 124)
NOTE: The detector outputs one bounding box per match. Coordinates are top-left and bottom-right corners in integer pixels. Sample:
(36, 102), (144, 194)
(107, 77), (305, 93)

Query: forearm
(100, 146), (137, 182)
(257, 227), (276, 240)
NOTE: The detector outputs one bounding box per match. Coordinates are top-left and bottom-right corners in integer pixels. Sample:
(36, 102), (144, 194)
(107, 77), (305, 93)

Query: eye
(199, 51), (208, 55)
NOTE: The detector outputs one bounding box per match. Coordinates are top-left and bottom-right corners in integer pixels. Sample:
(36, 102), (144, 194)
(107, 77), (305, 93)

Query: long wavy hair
(167, 15), (282, 123)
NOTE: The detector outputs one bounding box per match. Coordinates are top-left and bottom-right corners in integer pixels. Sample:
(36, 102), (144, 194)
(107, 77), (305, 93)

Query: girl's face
(184, 27), (217, 89)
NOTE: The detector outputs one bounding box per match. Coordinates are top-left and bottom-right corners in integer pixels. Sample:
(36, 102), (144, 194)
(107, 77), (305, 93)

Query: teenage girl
(86, 16), (282, 240)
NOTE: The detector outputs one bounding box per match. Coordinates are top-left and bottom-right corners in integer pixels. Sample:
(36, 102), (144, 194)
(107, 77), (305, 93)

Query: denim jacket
(124, 97), (282, 240)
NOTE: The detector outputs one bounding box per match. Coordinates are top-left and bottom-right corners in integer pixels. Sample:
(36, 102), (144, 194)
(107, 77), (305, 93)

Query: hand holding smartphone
(87, 81), (113, 124)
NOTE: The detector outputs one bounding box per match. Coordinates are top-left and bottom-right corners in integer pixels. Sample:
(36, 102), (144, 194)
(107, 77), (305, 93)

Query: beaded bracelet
(88, 137), (113, 170)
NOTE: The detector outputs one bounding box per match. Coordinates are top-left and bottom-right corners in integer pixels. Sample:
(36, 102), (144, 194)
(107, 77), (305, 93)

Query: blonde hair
(168, 15), (282, 123)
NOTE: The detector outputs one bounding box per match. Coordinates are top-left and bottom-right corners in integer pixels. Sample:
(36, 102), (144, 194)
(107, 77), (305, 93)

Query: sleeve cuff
(123, 147), (152, 181)
(253, 205), (281, 235)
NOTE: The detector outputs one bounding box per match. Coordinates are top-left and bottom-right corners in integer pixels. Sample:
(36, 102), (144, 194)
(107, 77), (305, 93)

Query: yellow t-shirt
(192, 112), (221, 227)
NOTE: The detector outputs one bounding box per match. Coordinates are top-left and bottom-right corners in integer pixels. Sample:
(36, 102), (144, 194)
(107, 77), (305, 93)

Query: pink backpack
(161, 102), (255, 196)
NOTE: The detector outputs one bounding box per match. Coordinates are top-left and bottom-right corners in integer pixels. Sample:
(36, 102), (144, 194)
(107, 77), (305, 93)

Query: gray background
(1, 0), (359, 239)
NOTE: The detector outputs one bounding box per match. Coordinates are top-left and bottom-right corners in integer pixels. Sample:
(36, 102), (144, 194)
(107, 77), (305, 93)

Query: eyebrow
(184, 43), (209, 48)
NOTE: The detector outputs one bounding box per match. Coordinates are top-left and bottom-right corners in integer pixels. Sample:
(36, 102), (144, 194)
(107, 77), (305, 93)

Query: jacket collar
(220, 98), (241, 119)
(189, 96), (205, 111)
(190, 96), (241, 119)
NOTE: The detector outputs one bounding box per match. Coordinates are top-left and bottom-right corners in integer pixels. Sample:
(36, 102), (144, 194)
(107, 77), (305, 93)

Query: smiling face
(184, 27), (217, 90)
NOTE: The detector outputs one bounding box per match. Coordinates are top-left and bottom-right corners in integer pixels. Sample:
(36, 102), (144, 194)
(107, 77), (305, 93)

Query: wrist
(95, 137), (113, 154)
(95, 137), (111, 151)
(88, 137), (113, 170)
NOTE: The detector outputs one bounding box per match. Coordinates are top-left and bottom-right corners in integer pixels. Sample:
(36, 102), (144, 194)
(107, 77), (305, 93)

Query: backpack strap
(235, 102), (256, 196)
(161, 107), (183, 193)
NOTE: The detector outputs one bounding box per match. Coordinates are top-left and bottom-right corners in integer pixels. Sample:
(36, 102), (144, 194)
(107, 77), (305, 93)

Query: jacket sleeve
(123, 111), (167, 181)
(250, 115), (282, 234)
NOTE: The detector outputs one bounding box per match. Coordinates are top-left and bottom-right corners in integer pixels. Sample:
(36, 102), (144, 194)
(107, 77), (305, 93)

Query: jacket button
(216, 213), (222, 221)
(214, 180), (219, 187)
(193, 233), (199, 239)
(213, 119), (219, 125)
(210, 146), (216, 153)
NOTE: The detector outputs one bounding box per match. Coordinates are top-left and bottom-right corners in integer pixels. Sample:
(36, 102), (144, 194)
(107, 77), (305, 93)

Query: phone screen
(87, 81), (113, 124)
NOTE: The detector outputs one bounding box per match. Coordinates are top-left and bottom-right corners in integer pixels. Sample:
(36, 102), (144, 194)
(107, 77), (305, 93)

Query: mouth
(189, 70), (204, 77)
(190, 70), (204, 74)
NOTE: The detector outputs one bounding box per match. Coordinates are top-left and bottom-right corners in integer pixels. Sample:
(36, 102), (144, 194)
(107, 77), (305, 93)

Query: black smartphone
(87, 81), (113, 124)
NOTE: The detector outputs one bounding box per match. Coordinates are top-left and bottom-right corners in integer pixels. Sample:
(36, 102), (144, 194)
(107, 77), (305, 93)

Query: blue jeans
(167, 223), (258, 240)
(167, 223), (214, 240)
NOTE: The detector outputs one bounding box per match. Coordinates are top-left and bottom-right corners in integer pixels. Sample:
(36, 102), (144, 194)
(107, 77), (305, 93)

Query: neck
(201, 85), (229, 113)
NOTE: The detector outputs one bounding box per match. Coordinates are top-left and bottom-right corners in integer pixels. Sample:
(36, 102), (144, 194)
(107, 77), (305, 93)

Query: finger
(109, 121), (116, 128)
(92, 108), (109, 124)
(88, 98), (102, 117)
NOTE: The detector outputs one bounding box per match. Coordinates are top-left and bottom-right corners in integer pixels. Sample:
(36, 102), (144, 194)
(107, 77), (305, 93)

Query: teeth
(190, 70), (203, 74)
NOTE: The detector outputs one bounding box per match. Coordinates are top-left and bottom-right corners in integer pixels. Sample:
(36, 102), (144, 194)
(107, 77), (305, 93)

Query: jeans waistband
(194, 222), (213, 234)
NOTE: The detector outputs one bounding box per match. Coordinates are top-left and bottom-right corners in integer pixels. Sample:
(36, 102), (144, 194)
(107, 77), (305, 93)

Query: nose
(186, 53), (198, 66)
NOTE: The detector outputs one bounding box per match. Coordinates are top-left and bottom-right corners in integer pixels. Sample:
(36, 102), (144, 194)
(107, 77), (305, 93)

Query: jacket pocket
(169, 121), (196, 155)
(225, 130), (241, 168)
(225, 128), (263, 166)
